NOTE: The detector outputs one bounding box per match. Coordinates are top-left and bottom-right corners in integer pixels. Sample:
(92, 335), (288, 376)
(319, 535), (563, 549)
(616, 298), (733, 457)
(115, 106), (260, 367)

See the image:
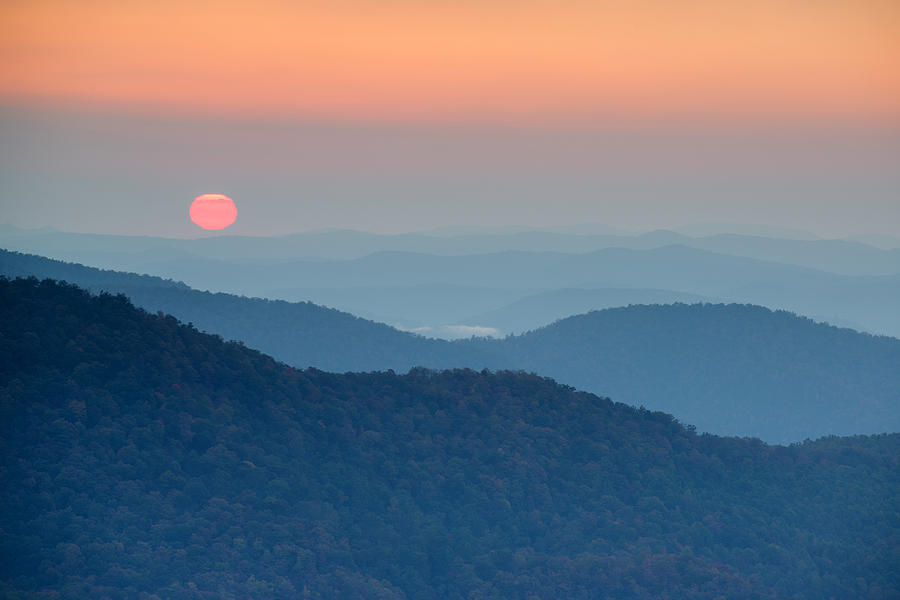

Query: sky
(1, 0), (898, 237)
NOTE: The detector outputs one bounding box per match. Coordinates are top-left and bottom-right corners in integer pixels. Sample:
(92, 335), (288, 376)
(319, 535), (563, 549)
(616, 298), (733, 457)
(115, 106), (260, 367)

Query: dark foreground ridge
(1, 277), (898, 599)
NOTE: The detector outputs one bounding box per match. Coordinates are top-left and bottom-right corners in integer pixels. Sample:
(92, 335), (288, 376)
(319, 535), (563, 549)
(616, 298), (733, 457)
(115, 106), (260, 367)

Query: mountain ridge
(3, 224), (898, 275)
(1, 276), (897, 598)
(3, 250), (899, 444)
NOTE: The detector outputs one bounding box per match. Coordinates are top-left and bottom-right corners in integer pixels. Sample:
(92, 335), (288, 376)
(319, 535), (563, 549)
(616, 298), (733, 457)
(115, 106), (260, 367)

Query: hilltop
(479, 304), (900, 443)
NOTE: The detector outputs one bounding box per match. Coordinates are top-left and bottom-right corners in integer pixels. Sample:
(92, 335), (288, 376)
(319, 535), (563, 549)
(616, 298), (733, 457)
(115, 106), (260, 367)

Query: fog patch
(402, 324), (503, 340)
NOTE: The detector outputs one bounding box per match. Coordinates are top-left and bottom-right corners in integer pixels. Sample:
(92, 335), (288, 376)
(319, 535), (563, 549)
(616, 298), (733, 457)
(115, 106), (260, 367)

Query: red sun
(190, 194), (237, 230)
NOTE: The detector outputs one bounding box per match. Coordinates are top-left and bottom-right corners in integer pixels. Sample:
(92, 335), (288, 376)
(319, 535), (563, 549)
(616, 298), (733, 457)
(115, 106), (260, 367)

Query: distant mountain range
(2, 276), (897, 598)
(4, 225), (898, 338)
(463, 287), (716, 334)
(96, 245), (900, 339)
(269, 283), (532, 330)
(2, 223), (899, 274)
(4, 249), (898, 444)
(268, 284), (717, 334)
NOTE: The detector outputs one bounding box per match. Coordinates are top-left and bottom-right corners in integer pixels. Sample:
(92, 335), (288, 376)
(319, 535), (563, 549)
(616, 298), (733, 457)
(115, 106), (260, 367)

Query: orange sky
(1, 0), (899, 124)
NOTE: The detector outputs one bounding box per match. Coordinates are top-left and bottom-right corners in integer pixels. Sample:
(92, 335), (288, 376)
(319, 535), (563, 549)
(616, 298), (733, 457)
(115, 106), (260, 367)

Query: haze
(1, 0), (899, 237)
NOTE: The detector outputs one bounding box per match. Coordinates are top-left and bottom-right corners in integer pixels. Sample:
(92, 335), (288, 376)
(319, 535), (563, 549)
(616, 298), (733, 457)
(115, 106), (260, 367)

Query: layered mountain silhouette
(3, 224), (899, 274)
(7, 230), (900, 337)
(3, 249), (899, 443)
(463, 287), (715, 334)
(3, 225), (900, 338)
(1, 276), (897, 598)
(0, 249), (477, 373)
(269, 283), (530, 331)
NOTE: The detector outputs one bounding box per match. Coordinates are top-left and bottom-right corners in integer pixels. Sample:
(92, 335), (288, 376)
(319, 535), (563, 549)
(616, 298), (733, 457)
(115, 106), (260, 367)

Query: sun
(190, 194), (237, 230)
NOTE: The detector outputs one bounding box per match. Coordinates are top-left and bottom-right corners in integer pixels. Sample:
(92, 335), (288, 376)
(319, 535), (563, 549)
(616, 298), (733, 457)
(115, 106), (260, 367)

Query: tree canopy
(1, 277), (898, 598)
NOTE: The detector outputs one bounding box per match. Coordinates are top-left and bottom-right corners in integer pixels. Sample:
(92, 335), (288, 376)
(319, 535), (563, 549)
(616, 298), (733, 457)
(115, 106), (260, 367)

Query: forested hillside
(479, 304), (900, 443)
(0, 247), (188, 290)
(1, 277), (898, 599)
(3, 250), (899, 443)
(0, 249), (477, 372)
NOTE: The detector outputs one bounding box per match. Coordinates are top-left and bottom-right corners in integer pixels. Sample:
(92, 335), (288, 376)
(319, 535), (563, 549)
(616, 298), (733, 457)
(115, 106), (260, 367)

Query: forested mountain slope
(3, 251), (899, 443)
(0, 249), (476, 372)
(475, 304), (900, 443)
(1, 277), (898, 599)
(0, 246), (188, 290)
